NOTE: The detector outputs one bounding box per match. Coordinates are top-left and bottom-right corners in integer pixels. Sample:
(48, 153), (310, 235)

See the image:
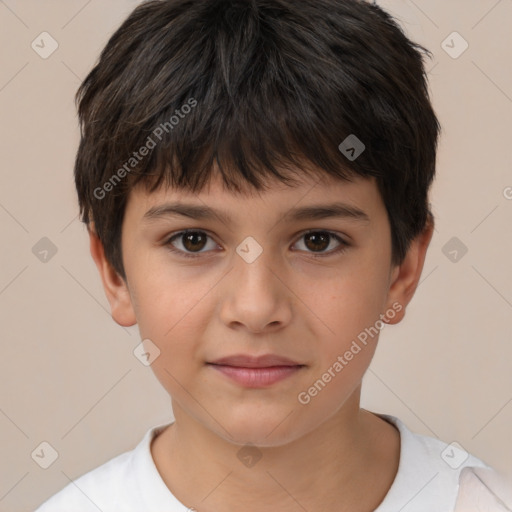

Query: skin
(89, 166), (434, 512)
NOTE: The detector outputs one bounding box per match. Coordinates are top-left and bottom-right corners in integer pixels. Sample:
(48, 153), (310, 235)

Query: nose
(218, 243), (293, 334)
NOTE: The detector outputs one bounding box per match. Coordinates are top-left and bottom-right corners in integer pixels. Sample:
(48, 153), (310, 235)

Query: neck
(151, 390), (400, 512)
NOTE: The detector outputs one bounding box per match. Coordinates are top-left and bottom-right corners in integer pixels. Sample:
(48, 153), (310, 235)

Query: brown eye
(293, 230), (348, 257)
(165, 230), (217, 259)
(181, 232), (207, 252)
(303, 232), (331, 252)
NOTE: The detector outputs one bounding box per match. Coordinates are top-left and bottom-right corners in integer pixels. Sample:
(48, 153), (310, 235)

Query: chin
(213, 410), (308, 448)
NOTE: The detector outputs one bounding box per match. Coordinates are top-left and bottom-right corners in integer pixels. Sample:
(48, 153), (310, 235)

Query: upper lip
(208, 354), (303, 368)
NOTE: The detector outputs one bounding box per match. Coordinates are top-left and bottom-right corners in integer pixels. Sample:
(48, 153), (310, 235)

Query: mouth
(206, 354), (306, 388)
(208, 353), (304, 368)
(207, 364), (305, 387)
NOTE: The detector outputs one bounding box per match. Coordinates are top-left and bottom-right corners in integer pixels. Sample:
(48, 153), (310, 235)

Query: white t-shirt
(34, 414), (511, 511)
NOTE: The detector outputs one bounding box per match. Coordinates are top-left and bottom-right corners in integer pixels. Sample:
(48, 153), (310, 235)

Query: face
(91, 167), (431, 447)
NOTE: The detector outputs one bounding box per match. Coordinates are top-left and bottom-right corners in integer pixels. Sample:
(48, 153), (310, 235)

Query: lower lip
(208, 364), (304, 387)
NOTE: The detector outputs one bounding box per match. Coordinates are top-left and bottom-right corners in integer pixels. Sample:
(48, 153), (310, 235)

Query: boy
(35, 0), (510, 510)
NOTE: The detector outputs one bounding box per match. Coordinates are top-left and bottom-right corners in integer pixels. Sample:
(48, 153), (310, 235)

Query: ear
(383, 217), (434, 325)
(88, 224), (137, 327)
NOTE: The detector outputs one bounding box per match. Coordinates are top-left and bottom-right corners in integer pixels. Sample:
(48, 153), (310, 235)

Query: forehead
(125, 167), (385, 227)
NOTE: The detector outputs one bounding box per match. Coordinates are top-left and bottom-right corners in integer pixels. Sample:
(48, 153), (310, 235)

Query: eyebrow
(143, 201), (370, 225)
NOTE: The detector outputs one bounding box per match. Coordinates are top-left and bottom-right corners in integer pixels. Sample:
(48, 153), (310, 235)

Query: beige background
(1, 1), (511, 510)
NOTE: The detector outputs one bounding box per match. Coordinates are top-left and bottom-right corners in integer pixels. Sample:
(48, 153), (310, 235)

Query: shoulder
(454, 466), (512, 511)
(33, 423), (170, 512)
(379, 413), (490, 474)
(373, 413), (499, 511)
(34, 449), (135, 511)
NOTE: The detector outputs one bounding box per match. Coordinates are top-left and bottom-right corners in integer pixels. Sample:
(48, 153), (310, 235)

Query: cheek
(302, 263), (390, 376)
(296, 285), (383, 414)
(311, 272), (388, 336)
(138, 297), (207, 401)
(132, 260), (214, 337)
(131, 266), (219, 369)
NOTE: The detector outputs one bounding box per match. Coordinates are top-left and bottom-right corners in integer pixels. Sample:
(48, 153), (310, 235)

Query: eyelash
(163, 229), (350, 260)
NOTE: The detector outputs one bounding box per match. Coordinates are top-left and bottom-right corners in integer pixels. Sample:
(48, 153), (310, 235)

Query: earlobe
(88, 224), (137, 327)
(383, 219), (434, 325)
